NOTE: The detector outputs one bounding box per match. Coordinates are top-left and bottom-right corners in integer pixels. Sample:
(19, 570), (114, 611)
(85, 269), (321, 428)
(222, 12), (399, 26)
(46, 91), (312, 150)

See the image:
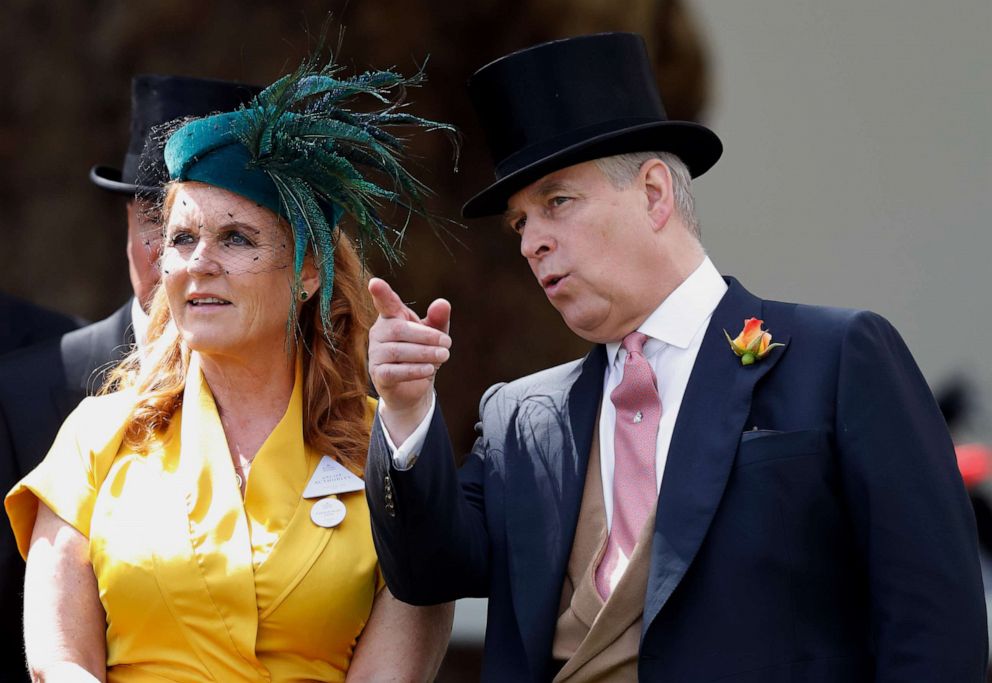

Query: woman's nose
(188, 239), (223, 276)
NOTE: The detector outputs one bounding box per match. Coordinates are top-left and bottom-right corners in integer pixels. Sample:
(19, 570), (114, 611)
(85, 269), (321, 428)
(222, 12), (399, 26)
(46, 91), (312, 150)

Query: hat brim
(462, 121), (722, 219)
(88, 165), (160, 196)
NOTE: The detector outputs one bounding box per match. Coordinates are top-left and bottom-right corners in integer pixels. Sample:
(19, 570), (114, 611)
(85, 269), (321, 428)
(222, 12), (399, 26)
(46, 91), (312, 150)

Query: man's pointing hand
(368, 277), (451, 444)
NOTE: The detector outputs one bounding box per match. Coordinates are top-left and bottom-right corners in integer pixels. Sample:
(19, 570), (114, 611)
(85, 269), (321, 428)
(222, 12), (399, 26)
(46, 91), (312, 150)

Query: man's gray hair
(594, 151), (700, 237)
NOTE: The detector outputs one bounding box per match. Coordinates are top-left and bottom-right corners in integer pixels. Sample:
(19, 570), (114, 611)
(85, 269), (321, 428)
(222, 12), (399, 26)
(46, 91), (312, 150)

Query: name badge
(303, 455), (366, 498)
(311, 497), (347, 528)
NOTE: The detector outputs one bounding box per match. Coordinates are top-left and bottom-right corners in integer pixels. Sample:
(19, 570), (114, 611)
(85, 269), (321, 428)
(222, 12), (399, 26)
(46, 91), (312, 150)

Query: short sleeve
(374, 562), (387, 595)
(365, 396), (378, 427)
(4, 394), (130, 559)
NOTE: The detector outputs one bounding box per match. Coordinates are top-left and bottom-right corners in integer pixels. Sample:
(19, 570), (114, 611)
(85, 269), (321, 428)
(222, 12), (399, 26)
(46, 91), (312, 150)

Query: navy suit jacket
(0, 292), (83, 356)
(366, 279), (988, 682)
(0, 301), (133, 681)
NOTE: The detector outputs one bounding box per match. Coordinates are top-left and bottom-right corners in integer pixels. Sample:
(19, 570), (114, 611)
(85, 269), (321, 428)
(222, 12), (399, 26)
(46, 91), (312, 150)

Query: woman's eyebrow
(216, 221), (261, 235)
(165, 220), (262, 236)
(164, 220), (194, 235)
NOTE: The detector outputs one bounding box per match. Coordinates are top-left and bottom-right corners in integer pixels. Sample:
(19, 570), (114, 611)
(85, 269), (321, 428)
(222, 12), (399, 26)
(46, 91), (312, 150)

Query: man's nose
(519, 219), (555, 259)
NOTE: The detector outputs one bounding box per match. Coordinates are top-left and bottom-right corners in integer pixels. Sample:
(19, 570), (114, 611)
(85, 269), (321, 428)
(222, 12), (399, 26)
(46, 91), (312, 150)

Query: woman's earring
(300, 290), (309, 301)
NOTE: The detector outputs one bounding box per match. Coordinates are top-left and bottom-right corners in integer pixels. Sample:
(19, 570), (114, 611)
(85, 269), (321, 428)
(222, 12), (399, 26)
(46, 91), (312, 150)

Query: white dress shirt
(599, 257), (726, 530)
(382, 391), (436, 469)
(130, 296), (150, 350)
(382, 257), (728, 529)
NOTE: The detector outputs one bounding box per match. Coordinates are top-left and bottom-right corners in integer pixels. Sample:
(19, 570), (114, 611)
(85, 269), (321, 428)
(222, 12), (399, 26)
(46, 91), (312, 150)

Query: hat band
(494, 117), (662, 179)
(182, 144), (283, 217)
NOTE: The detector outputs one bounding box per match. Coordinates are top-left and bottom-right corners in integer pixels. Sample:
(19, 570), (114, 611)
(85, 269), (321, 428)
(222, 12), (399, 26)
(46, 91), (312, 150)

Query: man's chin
(560, 314), (616, 345)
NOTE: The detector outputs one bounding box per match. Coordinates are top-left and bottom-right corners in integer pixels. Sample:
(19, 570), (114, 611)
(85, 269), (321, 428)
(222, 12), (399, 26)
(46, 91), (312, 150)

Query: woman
(6, 55), (455, 682)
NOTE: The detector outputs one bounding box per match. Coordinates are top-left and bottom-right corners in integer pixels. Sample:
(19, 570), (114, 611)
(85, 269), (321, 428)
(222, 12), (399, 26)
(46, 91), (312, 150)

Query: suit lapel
(643, 278), (790, 633)
(506, 346), (606, 679)
(60, 302), (134, 395)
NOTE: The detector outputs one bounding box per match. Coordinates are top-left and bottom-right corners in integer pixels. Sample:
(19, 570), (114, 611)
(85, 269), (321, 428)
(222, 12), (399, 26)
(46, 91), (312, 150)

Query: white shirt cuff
(379, 392), (436, 471)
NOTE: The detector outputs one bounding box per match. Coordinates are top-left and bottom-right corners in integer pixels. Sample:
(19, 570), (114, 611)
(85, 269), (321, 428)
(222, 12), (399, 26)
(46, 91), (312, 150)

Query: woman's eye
(169, 232), (194, 247)
(225, 231), (254, 247)
(512, 217), (526, 235)
(550, 196), (570, 208)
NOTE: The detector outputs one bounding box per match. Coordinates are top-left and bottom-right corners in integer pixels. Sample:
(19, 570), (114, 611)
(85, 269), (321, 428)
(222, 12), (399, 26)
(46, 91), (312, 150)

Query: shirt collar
(130, 296), (150, 350)
(605, 256), (728, 367)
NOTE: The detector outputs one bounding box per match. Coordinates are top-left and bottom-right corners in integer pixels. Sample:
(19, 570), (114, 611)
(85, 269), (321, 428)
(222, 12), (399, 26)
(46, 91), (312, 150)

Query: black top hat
(89, 74), (261, 196)
(462, 32), (723, 218)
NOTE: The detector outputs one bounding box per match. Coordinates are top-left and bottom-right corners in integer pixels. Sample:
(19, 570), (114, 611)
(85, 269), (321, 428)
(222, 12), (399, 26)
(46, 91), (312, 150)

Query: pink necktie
(595, 331), (661, 600)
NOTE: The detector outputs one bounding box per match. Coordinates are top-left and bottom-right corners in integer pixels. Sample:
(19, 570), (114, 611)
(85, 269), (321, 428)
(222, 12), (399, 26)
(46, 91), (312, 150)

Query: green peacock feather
(230, 51), (456, 339)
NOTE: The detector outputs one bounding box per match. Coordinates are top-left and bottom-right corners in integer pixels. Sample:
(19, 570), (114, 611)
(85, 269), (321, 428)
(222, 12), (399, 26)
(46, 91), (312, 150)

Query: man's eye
(550, 196), (570, 207)
(511, 217), (526, 235)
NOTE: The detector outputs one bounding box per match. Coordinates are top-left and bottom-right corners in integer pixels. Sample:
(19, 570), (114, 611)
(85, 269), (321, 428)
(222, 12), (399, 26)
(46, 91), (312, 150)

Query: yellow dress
(5, 357), (382, 682)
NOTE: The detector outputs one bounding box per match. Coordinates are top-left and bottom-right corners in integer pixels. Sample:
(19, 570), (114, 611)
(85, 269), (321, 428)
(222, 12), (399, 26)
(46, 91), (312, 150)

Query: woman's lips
(187, 296), (232, 308)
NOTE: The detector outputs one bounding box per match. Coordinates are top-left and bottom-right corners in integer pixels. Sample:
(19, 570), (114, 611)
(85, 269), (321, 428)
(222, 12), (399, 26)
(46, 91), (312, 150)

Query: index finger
(368, 278), (418, 322)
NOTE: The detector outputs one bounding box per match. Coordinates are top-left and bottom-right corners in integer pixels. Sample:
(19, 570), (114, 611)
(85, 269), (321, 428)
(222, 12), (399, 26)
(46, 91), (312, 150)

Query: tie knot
(621, 331), (649, 357)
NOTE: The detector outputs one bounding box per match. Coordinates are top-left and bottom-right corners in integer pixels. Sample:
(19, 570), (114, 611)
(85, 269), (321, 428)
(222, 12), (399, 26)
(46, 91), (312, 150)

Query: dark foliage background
(0, 0), (711, 456)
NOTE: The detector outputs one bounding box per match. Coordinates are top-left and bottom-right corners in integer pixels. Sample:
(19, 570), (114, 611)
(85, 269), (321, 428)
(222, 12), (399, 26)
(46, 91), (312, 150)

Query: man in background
(0, 293), (83, 356)
(0, 74), (259, 679)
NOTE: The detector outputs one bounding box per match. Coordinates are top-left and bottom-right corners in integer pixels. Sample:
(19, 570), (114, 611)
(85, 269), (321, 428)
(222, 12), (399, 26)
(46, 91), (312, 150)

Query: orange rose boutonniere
(724, 318), (785, 366)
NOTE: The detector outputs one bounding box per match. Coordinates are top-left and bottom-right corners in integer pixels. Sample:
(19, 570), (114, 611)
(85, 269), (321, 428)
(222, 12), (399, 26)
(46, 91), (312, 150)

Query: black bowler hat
(462, 32), (723, 218)
(89, 74), (261, 196)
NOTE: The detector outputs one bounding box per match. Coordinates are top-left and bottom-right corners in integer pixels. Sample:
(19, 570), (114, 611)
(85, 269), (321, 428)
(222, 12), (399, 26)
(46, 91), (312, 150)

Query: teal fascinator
(163, 52), (454, 336)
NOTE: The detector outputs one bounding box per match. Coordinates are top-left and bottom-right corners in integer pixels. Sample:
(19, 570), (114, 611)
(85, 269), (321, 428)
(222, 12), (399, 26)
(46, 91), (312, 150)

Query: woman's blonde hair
(104, 183), (375, 472)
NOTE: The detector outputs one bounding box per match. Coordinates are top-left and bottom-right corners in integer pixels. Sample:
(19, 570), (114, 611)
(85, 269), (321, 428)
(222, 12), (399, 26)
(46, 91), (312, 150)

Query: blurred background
(1, 0), (989, 678)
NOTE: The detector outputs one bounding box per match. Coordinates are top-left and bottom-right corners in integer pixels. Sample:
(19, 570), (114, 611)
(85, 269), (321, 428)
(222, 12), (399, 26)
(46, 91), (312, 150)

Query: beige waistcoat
(551, 431), (657, 682)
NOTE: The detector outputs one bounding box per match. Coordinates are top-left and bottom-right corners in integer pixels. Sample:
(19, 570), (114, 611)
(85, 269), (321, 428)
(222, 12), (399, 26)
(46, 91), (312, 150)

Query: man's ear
(641, 158), (674, 231)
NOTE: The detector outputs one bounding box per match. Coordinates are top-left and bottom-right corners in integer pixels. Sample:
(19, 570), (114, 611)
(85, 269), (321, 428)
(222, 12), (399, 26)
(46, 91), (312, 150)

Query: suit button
(384, 474), (396, 517)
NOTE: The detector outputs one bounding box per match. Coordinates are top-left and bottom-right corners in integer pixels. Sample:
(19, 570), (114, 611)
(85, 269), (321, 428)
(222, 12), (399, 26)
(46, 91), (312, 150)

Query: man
(0, 74), (259, 679)
(0, 293), (83, 356)
(364, 34), (988, 681)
